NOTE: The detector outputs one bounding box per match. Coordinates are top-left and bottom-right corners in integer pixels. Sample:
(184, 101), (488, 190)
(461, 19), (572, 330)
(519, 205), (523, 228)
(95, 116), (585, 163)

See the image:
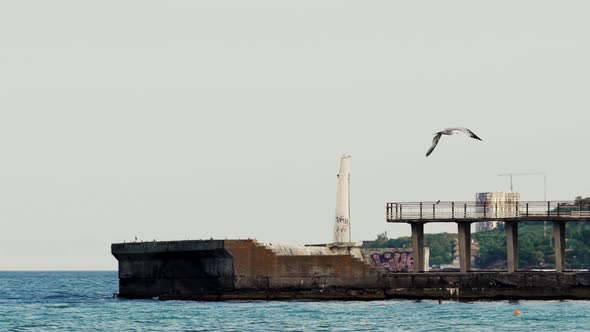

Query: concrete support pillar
(457, 222), (471, 273)
(411, 222), (425, 273)
(554, 221), (566, 272)
(506, 221), (518, 273)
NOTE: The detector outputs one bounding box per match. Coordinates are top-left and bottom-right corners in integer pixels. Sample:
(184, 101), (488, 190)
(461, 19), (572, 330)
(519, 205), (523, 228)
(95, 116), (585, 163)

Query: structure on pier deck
(333, 155), (352, 244)
(386, 200), (590, 273)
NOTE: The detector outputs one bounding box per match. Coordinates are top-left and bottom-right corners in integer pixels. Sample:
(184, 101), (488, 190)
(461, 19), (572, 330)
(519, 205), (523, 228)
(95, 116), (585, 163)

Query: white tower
(333, 155), (351, 243)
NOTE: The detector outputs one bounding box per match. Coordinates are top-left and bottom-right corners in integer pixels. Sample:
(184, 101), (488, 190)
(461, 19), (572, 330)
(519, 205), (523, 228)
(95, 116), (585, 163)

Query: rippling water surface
(1, 271), (589, 331)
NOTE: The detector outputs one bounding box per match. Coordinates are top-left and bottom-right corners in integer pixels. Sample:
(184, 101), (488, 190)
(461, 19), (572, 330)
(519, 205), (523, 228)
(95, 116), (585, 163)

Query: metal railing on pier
(386, 201), (590, 223)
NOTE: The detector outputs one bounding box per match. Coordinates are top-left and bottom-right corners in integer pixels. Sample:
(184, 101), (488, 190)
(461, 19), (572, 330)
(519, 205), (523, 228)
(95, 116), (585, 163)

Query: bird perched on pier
(425, 127), (482, 157)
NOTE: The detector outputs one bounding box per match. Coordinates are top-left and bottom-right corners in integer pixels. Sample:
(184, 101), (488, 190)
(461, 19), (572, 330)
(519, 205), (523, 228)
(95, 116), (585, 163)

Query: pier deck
(386, 200), (590, 274)
(386, 201), (590, 223)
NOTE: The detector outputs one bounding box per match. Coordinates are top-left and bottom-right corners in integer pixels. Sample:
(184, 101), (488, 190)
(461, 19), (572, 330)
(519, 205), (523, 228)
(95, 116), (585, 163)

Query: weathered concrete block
(112, 239), (590, 300)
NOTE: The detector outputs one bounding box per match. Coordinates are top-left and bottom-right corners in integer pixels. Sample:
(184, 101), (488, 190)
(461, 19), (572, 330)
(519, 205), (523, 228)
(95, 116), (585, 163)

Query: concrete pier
(112, 239), (590, 300)
(387, 200), (590, 274)
(109, 200), (590, 301)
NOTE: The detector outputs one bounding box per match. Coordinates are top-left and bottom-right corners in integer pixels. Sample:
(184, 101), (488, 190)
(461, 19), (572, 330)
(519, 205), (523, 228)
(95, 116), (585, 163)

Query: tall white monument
(333, 155), (351, 243)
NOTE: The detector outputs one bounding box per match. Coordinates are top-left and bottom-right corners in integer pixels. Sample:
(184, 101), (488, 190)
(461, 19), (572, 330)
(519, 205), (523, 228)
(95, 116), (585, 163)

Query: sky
(1, 1), (589, 270)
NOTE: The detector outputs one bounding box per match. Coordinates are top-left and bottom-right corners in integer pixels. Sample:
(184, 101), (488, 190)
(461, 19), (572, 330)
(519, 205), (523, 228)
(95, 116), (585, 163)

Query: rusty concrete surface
(111, 239), (590, 300)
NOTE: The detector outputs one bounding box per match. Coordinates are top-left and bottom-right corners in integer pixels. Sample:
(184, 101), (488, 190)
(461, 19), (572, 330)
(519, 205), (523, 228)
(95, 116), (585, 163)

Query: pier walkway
(386, 201), (590, 274)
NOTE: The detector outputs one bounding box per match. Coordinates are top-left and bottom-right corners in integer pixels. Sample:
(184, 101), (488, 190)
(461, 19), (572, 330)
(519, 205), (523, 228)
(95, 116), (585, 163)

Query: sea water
(0, 271), (589, 331)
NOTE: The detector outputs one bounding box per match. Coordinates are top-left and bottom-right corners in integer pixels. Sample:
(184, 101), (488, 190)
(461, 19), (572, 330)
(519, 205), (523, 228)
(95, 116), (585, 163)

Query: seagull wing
(447, 127), (483, 141)
(465, 128), (482, 140)
(426, 133), (442, 157)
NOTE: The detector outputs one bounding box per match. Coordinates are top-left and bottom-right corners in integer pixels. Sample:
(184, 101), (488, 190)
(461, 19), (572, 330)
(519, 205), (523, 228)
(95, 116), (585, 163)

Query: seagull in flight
(426, 127), (482, 157)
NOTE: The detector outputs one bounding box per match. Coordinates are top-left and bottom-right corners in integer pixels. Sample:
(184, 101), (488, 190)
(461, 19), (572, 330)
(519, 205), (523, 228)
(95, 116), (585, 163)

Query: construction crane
(498, 171), (548, 238)
(498, 171), (547, 198)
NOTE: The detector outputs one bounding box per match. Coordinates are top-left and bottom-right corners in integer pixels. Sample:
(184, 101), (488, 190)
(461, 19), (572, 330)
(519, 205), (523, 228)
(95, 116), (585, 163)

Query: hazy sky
(1, 1), (589, 270)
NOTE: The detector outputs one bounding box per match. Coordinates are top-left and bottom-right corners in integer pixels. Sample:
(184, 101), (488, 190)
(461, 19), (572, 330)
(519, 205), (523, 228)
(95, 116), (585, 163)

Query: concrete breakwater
(111, 239), (590, 300)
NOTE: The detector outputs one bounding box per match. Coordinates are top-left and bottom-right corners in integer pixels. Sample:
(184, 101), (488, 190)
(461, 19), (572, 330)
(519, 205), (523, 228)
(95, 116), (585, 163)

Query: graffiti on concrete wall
(371, 252), (414, 272)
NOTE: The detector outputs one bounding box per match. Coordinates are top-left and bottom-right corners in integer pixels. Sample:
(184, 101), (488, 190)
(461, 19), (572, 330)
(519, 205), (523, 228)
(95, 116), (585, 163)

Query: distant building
(474, 192), (520, 232)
